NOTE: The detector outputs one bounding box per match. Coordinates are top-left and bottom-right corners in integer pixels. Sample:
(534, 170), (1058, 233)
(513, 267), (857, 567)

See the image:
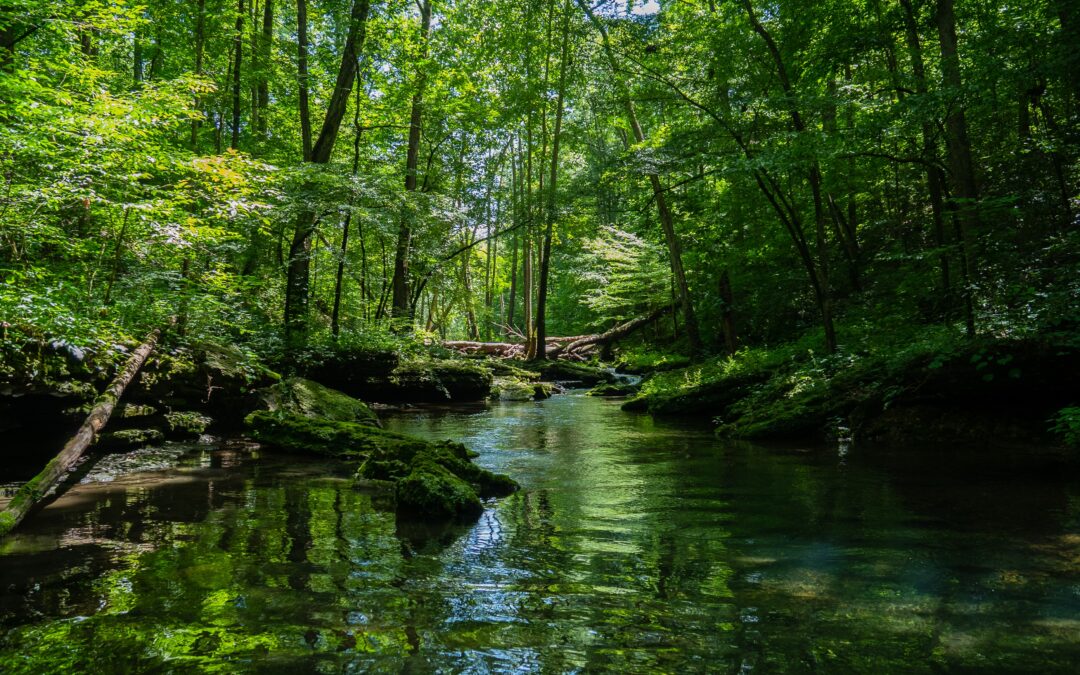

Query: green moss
(245, 411), (425, 460)
(588, 382), (640, 397)
(97, 428), (165, 451)
(483, 360), (540, 380)
(246, 410), (519, 520)
(0, 510), (17, 537)
(259, 377), (380, 426)
(614, 347), (692, 374)
(391, 358), (493, 401)
(116, 403), (157, 419)
(164, 411), (212, 438)
(527, 360), (615, 386)
(491, 377), (536, 401)
(395, 462), (484, 520)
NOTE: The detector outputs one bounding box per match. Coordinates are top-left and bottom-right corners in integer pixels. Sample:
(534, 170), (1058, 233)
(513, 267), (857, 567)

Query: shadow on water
(0, 393), (1077, 672)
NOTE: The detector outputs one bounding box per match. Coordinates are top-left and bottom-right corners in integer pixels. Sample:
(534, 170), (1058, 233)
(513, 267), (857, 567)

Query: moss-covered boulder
(588, 382), (640, 397)
(528, 360), (615, 386)
(384, 359), (493, 402)
(130, 341), (279, 426)
(297, 346), (400, 393)
(245, 411), (421, 460)
(482, 360), (541, 380)
(302, 356), (493, 403)
(395, 462), (484, 519)
(490, 376), (554, 401)
(245, 410), (518, 521)
(259, 377), (380, 427)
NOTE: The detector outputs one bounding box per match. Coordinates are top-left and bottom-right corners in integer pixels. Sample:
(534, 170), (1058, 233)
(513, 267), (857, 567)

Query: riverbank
(624, 326), (1080, 451)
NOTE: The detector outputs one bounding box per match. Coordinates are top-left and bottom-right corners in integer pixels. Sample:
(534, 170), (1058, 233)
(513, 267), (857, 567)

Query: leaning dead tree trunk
(0, 325), (166, 537)
(553, 304), (674, 357)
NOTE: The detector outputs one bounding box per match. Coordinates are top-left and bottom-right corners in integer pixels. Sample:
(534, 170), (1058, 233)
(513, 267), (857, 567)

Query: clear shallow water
(1, 393), (1079, 673)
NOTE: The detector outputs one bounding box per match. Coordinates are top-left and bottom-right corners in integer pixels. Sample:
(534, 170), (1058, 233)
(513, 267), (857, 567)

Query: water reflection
(0, 395), (1078, 672)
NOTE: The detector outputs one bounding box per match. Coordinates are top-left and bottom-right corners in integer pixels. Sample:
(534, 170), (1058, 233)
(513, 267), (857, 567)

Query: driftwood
(0, 325), (165, 536)
(440, 305), (673, 361)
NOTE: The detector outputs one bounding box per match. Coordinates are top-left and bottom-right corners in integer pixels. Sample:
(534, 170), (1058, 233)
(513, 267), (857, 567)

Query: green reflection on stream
(1, 394), (1078, 673)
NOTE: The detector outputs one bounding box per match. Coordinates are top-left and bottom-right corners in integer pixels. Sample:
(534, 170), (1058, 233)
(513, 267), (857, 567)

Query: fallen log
(441, 337), (586, 357)
(0, 325), (166, 537)
(556, 305), (675, 357)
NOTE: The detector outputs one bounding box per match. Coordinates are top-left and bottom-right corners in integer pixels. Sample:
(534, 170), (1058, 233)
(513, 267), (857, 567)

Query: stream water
(1, 393), (1078, 673)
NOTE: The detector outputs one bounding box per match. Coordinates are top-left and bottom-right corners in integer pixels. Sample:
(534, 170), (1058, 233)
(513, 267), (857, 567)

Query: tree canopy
(2, 0), (1077, 361)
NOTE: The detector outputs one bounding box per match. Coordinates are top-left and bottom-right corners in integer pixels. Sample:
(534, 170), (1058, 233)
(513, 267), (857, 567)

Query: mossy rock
(164, 411), (213, 438)
(390, 359), (493, 402)
(245, 410), (427, 460)
(483, 360), (540, 380)
(395, 462), (483, 520)
(116, 403), (158, 419)
(305, 358), (493, 403)
(97, 428), (165, 451)
(588, 382), (640, 397)
(259, 377), (380, 427)
(299, 346), (400, 390)
(491, 376), (558, 401)
(247, 410), (518, 521)
(527, 360), (615, 386)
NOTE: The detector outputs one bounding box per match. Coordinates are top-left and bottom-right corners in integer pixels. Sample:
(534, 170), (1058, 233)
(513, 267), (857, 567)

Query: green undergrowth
(628, 322), (1080, 443)
(613, 346), (692, 374)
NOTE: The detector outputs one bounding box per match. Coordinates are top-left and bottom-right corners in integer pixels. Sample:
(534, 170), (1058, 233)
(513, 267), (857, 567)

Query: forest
(1, 0), (1079, 671)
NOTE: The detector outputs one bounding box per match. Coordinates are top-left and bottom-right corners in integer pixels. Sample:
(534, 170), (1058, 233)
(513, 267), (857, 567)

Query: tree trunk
(332, 84), (365, 337)
(390, 0), (432, 320)
(740, 0), (837, 352)
(297, 0), (312, 161)
(257, 0), (273, 138)
(284, 0), (372, 347)
(191, 0), (207, 150)
(507, 142), (521, 334)
(558, 304), (675, 356)
(0, 325), (166, 536)
(719, 269), (737, 355)
(935, 0), (979, 337)
(231, 0), (245, 149)
(534, 0), (571, 361)
(900, 0), (953, 312)
(133, 28), (144, 86)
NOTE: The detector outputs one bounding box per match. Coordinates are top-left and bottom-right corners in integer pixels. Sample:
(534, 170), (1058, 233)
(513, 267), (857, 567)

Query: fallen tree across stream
(441, 305), (674, 360)
(0, 324), (167, 537)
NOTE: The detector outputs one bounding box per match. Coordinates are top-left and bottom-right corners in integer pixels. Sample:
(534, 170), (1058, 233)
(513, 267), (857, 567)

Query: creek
(1, 392), (1078, 672)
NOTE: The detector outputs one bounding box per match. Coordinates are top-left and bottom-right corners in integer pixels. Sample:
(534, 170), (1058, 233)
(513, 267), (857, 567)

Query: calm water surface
(1, 393), (1078, 673)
